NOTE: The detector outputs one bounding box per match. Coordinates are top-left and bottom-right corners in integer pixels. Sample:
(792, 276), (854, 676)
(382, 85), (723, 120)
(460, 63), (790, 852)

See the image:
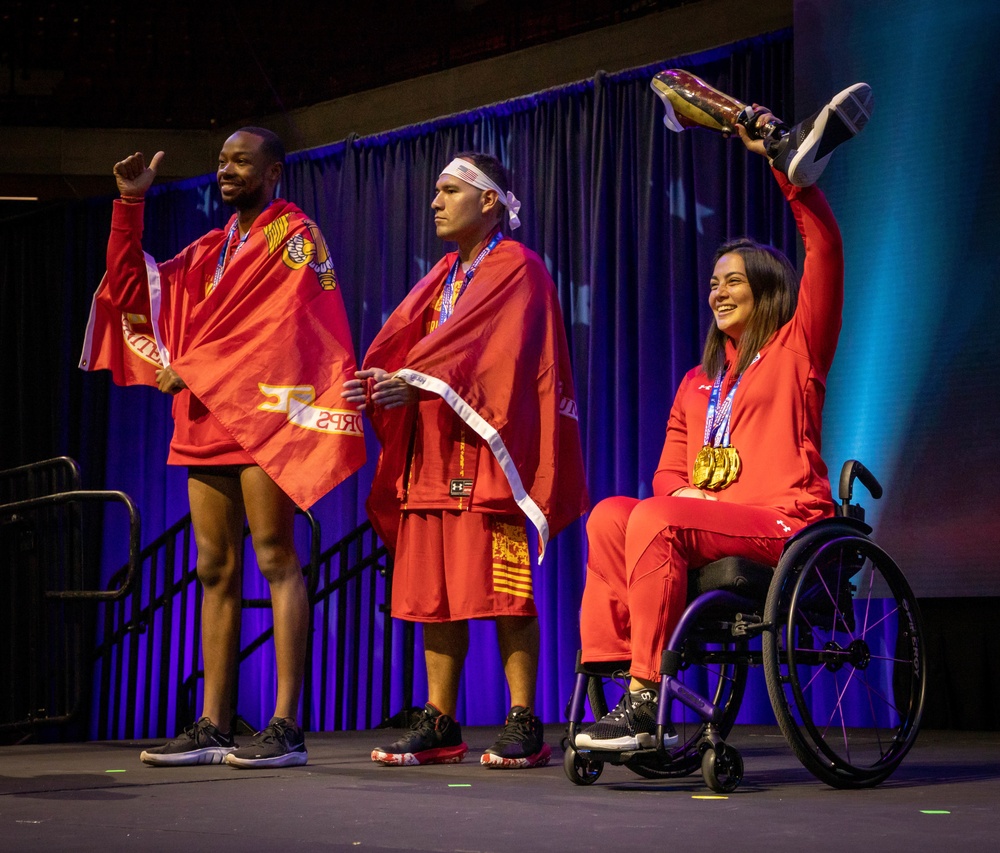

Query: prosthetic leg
(650, 69), (874, 186)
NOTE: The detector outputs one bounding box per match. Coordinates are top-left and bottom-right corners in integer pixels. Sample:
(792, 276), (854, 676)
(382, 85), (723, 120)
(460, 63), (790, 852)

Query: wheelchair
(564, 460), (927, 792)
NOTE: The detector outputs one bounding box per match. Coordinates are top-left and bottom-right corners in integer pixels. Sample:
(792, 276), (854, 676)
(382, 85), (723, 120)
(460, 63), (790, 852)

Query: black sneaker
(480, 706), (552, 769)
(224, 716), (308, 768)
(574, 689), (678, 751)
(371, 703), (469, 766)
(139, 717), (237, 766)
(769, 82), (874, 187)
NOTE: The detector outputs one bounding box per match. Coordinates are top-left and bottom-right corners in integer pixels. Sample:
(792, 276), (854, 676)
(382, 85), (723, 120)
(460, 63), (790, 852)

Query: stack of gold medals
(692, 363), (750, 491)
(692, 444), (741, 490)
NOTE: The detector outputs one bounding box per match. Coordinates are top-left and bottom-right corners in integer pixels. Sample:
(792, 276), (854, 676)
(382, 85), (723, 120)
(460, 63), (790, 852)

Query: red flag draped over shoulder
(363, 239), (588, 557)
(80, 200), (366, 509)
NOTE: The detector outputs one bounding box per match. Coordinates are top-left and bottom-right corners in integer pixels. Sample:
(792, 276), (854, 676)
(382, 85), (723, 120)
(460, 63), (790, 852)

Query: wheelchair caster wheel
(563, 743), (604, 785)
(702, 744), (743, 793)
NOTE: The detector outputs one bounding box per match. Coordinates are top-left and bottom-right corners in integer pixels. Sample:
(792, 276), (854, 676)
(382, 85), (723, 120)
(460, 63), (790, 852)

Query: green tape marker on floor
(920, 810), (951, 815)
(448, 784), (472, 787)
(105, 769), (127, 773)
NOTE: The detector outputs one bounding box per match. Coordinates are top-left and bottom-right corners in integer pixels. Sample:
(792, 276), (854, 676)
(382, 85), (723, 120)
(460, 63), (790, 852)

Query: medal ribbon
(211, 200), (273, 292)
(702, 353), (760, 448)
(703, 370), (740, 449)
(212, 220), (251, 292)
(437, 230), (503, 327)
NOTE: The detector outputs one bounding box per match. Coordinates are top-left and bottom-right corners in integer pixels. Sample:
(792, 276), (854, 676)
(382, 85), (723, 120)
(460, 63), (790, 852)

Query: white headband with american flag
(440, 158), (522, 230)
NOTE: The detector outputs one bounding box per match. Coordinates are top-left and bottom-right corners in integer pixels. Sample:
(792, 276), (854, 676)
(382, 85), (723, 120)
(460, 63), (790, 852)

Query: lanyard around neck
(212, 220), (250, 291)
(702, 353), (760, 448)
(437, 230), (503, 326)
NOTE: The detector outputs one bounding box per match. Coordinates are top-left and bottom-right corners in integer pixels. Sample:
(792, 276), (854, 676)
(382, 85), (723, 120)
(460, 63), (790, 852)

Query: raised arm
(736, 121), (844, 376)
(778, 173), (844, 377)
(103, 150), (166, 314)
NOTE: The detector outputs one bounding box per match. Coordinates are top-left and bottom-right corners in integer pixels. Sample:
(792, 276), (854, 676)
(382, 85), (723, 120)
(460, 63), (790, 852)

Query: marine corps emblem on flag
(264, 214), (290, 254)
(281, 220), (338, 291)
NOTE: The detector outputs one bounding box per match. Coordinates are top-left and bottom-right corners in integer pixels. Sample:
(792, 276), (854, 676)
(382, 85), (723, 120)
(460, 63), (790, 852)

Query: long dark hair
(701, 238), (799, 378)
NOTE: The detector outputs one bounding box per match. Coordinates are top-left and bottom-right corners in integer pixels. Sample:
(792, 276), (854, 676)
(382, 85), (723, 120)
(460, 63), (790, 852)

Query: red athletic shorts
(392, 510), (538, 622)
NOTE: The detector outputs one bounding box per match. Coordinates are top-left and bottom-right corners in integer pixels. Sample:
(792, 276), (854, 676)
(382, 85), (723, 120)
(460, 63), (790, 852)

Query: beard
(220, 180), (268, 211)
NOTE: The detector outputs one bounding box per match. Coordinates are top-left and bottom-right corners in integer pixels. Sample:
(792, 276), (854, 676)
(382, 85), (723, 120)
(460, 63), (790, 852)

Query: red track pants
(579, 495), (802, 682)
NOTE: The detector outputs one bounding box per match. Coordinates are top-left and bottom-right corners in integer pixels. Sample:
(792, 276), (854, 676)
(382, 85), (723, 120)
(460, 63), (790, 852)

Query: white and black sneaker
(225, 716), (308, 768)
(139, 717), (237, 766)
(575, 689), (678, 751)
(769, 82), (874, 187)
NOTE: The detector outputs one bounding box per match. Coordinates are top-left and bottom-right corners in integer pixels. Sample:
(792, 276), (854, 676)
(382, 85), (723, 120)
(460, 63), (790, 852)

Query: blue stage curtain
(2, 31), (795, 733)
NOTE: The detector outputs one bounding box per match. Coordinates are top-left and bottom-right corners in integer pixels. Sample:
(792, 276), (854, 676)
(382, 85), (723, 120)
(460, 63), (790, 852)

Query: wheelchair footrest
(575, 746), (660, 766)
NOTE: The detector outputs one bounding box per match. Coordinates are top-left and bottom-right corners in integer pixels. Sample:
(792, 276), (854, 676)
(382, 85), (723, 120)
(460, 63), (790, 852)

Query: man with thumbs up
(81, 128), (365, 768)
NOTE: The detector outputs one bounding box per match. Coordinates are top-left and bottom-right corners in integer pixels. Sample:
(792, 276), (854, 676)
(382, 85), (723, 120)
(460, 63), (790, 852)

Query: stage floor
(2, 726), (997, 851)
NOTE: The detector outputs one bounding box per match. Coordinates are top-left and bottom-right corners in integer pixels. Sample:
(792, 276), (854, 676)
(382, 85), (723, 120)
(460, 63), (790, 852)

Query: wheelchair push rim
(763, 530), (926, 789)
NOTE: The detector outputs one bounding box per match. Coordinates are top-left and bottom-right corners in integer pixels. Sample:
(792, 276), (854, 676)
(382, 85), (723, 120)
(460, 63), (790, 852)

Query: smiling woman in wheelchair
(576, 115), (848, 753)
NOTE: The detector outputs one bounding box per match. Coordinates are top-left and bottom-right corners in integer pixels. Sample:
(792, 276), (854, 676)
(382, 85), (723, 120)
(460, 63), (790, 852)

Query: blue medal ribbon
(437, 230), (503, 327)
(702, 353), (760, 449)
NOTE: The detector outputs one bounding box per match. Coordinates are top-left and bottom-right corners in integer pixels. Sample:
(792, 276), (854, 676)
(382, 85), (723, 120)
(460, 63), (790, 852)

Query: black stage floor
(2, 726), (997, 851)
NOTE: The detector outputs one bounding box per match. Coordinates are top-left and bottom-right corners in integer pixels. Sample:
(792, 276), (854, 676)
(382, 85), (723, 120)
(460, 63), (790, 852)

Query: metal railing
(4, 456), (414, 742)
(93, 512), (414, 740)
(306, 520), (413, 733)
(1, 457), (141, 738)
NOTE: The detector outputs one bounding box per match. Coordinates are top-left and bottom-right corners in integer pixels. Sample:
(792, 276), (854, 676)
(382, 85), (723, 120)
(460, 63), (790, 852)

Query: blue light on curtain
(797, 0), (1000, 599)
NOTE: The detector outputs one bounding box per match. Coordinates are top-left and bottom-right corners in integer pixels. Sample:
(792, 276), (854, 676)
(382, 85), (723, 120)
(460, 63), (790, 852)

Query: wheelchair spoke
(857, 601), (902, 637)
(763, 527), (927, 788)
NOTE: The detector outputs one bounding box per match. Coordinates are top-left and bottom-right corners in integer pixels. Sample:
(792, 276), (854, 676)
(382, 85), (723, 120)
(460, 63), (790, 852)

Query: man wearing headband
(343, 152), (587, 770)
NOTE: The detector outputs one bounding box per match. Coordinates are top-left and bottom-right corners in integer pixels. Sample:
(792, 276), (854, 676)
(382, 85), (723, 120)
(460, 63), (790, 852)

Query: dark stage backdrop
(3, 35), (799, 732)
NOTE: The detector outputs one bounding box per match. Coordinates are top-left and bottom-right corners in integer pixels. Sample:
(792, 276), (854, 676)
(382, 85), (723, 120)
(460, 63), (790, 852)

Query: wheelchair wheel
(626, 635), (749, 779)
(563, 742), (604, 785)
(701, 742), (744, 793)
(762, 526), (926, 789)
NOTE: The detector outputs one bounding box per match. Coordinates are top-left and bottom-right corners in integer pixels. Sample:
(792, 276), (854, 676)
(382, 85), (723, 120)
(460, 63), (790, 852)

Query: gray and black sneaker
(139, 717), (237, 766)
(574, 689), (678, 751)
(371, 703), (469, 766)
(225, 716), (308, 768)
(481, 705), (552, 769)
(769, 82), (874, 187)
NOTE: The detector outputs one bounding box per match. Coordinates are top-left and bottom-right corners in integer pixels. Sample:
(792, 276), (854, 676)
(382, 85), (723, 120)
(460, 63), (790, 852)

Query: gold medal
(706, 446), (730, 490)
(724, 446), (742, 485)
(697, 358), (755, 492)
(692, 445), (715, 488)
(710, 446), (741, 489)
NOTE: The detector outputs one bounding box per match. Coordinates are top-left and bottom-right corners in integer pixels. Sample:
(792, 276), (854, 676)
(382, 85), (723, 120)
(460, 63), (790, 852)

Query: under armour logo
(776, 520), (791, 533)
(698, 384), (713, 391)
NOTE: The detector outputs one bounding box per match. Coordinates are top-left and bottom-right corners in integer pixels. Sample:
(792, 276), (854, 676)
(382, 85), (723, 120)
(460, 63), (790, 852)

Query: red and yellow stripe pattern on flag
(491, 518), (532, 601)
